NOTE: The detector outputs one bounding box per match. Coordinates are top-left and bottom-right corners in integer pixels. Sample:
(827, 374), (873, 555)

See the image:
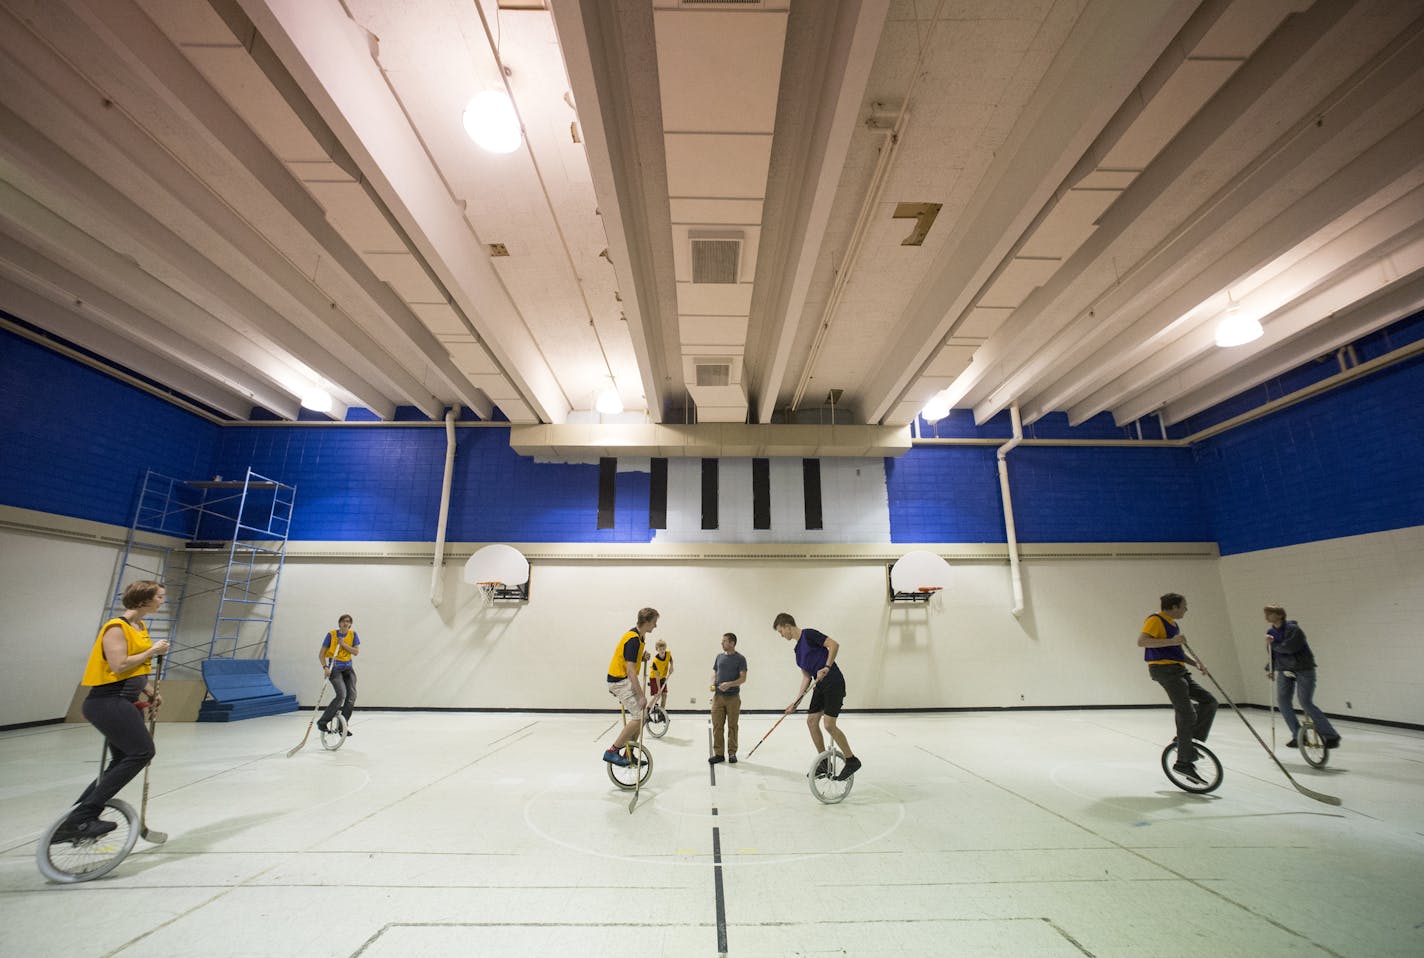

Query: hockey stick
(745, 680), (815, 759)
(1267, 658), (1276, 752)
(138, 655), (167, 844)
(1182, 641), (1340, 806)
(286, 661), (334, 758)
(629, 656), (650, 815)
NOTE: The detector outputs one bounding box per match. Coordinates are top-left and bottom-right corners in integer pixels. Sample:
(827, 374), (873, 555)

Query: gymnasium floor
(1, 708), (1421, 958)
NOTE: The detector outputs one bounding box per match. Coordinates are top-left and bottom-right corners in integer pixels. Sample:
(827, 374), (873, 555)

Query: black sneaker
(317, 722), (330, 733)
(835, 755), (862, 781)
(1285, 737), (1298, 748)
(52, 818), (117, 843)
(1323, 735), (1341, 748)
(1172, 762), (1207, 786)
(728, 754), (737, 764)
(813, 757), (830, 778)
(708, 755), (724, 765)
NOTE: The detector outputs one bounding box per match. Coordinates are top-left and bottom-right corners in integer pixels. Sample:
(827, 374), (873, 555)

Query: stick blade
(1295, 782), (1342, 806)
(140, 826), (168, 844)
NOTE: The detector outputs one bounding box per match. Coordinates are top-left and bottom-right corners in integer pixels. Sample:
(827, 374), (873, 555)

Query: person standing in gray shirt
(709, 633), (748, 765)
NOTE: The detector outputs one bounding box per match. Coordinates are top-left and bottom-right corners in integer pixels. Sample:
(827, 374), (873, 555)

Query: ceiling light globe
(1214, 312), (1264, 348)
(463, 91), (521, 154)
(300, 388), (333, 413)
(920, 392), (951, 423)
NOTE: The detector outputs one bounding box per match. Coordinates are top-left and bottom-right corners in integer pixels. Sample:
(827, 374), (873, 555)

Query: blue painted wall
(0, 328), (219, 526)
(4, 321), (1420, 551)
(1195, 352), (1424, 555)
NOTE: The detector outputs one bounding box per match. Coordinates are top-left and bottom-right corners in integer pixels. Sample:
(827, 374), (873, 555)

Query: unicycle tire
(646, 706), (669, 739)
(320, 714), (348, 751)
(1299, 724), (1330, 769)
(606, 742), (653, 790)
(1161, 740), (1223, 794)
(36, 799), (140, 883)
(808, 747), (855, 804)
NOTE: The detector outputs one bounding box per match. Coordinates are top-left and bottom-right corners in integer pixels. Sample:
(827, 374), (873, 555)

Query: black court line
(712, 822), (728, 955)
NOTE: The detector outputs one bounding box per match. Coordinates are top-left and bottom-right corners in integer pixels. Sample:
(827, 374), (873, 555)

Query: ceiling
(1, 0), (1421, 435)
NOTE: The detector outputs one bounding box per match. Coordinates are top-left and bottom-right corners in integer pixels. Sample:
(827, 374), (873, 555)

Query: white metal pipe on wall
(430, 406), (458, 606)
(997, 403), (1025, 617)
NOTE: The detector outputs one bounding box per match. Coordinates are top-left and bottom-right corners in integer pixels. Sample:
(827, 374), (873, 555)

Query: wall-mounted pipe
(430, 405), (458, 606)
(996, 403), (1025, 617)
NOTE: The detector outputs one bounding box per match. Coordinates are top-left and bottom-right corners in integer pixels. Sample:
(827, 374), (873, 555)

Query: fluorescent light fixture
(300, 388), (332, 413)
(920, 391), (951, 422)
(595, 387), (624, 415)
(1214, 306), (1263, 348)
(462, 91), (521, 154)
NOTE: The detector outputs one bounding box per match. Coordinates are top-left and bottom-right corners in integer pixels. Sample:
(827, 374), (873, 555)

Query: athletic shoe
(708, 754), (724, 765)
(52, 818), (117, 843)
(1323, 735), (1341, 748)
(1285, 737), (1298, 748)
(317, 722), (330, 733)
(835, 756), (862, 781)
(603, 748), (631, 767)
(1172, 762), (1207, 786)
(728, 754), (737, 764)
(814, 757), (830, 777)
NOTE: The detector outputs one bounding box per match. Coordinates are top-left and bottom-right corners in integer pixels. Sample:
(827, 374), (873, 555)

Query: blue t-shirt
(794, 628), (838, 676)
(712, 651), (748, 695)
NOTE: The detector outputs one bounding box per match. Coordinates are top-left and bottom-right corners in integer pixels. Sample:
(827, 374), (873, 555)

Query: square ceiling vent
(690, 232), (743, 285)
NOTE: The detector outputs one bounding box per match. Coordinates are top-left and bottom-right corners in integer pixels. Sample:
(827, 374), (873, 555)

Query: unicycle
(1298, 715), (1330, 769)
(646, 704), (669, 739)
(606, 741), (653, 790)
(36, 739), (141, 883)
(320, 713), (348, 751)
(808, 746), (855, 804)
(1161, 739), (1223, 794)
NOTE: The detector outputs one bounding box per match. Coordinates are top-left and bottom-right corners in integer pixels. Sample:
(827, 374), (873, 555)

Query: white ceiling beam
(0, 233), (302, 419)
(0, 280), (261, 420)
(1052, 178), (1424, 425)
(1143, 264), (1424, 427)
(238, 0), (567, 423)
(748, 0), (888, 425)
(551, 0), (674, 422)
(859, 0), (1198, 425)
(0, 180), (317, 416)
(68, 0), (493, 420)
(0, 6), (443, 417)
(961, 0), (1384, 422)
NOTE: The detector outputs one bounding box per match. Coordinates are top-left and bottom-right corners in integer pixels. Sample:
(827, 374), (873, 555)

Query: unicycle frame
(36, 739), (141, 883)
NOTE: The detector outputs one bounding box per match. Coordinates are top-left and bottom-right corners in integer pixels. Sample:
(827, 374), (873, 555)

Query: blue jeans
(1276, 670), (1337, 738)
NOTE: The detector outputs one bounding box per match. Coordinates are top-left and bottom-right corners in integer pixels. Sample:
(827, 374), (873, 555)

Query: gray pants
(1150, 663), (1216, 764)
(321, 668), (357, 725)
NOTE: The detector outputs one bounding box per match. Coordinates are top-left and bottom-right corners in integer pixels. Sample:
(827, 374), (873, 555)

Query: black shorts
(808, 667), (846, 717)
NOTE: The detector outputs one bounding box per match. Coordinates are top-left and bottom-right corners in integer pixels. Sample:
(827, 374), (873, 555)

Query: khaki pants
(711, 692), (741, 756)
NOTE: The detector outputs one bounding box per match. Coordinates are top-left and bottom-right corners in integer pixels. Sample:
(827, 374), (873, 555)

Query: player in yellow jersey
(54, 580), (170, 841)
(603, 607), (657, 767)
(317, 614), (360, 736)
(648, 637), (674, 712)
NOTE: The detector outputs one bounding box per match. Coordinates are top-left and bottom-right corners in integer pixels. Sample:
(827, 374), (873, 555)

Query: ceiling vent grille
(680, 0), (765, 6)
(691, 235), (742, 285)
(695, 359), (732, 387)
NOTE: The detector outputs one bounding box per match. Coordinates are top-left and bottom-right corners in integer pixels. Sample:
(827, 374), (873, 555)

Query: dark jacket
(1268, 619), (1317, 671)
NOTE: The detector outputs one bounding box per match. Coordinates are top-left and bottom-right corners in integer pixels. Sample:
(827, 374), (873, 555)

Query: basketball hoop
(476, 581), (500, 606)
(918, 586), (943, 609)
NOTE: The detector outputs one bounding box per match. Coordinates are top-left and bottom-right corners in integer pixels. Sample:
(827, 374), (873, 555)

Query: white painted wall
(1220, 525), (1424, 727)
(3, 515), (1248, 726)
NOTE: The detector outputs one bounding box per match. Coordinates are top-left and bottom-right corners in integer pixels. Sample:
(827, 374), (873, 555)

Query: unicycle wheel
(36, 799), (140, 883)
(646, 706), (669, 739)
(808, 747), (855, 804)
(1161, 740), (1223, 794)
(1299, 724), (1330, 769)
(320, 714), (348, 751)
(606, 742), (653, 790)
